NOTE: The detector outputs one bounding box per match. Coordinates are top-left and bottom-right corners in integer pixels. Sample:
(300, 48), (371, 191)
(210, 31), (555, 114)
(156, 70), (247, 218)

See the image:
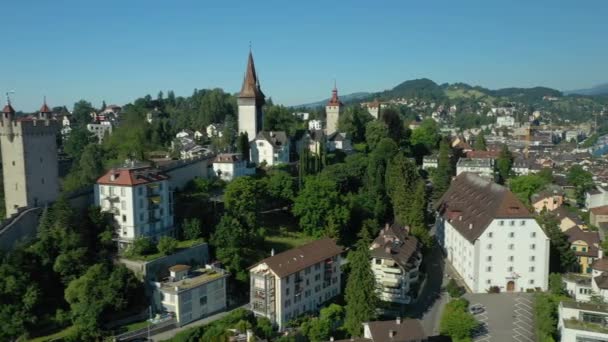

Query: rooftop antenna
(249, 40), (252, 53)
(5, 90), (15, 105)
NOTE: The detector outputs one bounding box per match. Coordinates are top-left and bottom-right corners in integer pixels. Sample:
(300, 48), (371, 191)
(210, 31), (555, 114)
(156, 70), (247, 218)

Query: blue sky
(2, 0), (607, 111)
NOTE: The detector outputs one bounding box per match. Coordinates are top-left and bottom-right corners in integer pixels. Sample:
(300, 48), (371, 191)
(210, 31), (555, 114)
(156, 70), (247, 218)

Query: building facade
(558, 301), (608, 342)
(565, 226), (600, 274)
(249, 238), (343, 331)
(212, 153), (254, 181)
(456, 158), (495, 179)
(250, 131), (290, 166)
(0, 101), (60, 217)
(153, 264), (228, 326)
(95, 165), (174, 248)
(370, 224), (422, 304)
(325, 86), (343, 136)
(435, 173), (550, 293)
(238, 51), (265, 141)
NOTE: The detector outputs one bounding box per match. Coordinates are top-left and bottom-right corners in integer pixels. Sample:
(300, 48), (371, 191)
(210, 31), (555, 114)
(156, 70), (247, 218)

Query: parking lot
(464, 293), (535, 342)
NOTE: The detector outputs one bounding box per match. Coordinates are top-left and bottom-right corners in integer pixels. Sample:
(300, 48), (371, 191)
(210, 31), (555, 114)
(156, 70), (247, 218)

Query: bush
(129, 237), (156, 256)
(157, 236), (178, 255)
(446, 278), (465, 297)
(182, 218), (202, 240)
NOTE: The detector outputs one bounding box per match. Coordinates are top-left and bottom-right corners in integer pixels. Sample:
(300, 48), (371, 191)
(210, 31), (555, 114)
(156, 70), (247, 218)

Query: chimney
(396, 317), (401, 325)
(459, 215), (462, 221)
(469, 223), (473, 229)
(271, 248), (275, 257)
(110, 173), (116, 182)
(600, 249), (604, 260)
(389, 330), (396, 338)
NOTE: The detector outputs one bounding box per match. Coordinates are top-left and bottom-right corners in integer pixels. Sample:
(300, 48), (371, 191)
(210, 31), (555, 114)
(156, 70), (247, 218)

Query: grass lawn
(29, 326), (75, 342)
(124, 238), (205, 262)
(260, 210), (313, 254)
(121, 319), (151, 332)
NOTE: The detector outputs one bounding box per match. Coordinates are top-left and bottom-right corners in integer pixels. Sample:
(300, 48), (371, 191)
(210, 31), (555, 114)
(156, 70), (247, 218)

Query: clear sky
(2, 0), (607, 111)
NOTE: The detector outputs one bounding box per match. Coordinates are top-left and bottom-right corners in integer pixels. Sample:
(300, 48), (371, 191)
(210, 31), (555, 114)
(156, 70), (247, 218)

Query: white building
(325, 86), (343, 136)
(586, 186), (608, 210)
(237, 51), (265, 141)
(212, 153), (255, 181)
(435, 173), (550, 293)
(422, 155), (438, 170)
(558, 301), (608, 342)
(456, 158), (494, 179)
(249, 238), (343, 331)
(87, 121), (113, 142)
(308, 119), (323, 131)
(176, 129), (193, 139)
(95, 165), (174, 248)
(250, 131), (290, 167)
(496, 115), (515, 127)
(206, 123), (224, 138)
(370, 224), (422, 304)
(153, 264), (229, 327)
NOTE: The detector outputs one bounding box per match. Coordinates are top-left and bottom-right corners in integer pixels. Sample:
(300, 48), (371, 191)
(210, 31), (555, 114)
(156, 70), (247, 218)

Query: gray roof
(255, 131), (289, 149)
(370, 224), (420, 272)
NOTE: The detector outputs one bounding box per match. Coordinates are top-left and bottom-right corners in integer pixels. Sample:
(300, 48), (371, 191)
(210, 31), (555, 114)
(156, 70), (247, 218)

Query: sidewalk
(150, 304), (249, 341)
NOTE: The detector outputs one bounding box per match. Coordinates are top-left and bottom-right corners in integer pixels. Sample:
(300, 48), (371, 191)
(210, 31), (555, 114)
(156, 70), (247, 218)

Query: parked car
(469, 304), (485, 315)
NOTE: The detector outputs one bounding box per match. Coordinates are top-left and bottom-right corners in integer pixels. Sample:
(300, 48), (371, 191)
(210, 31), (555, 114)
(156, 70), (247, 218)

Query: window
(488, 232), (493, 238)
(529, 280), (535, 285)
(571, 246), (577, 251)
(375, 259), (381, 265)
(486, 266), (492, 272)
(521, 220), (526, 226)
(286, 288), (290, 296)
(305, 267), (311, 275)
(122, 215), (126, 223)
(41, 178), (45, 184)
(508, 266), (513, 272)
(120, 187), (125, 196)
(582, 247), (587, 252)
(529, 266), (535, 272)
(509, 232), (515, 238)
(101, 186), (105, 195)
(487, 280), (491, 284)
(487, 256), (492, 261)
(199, 296), (207, 306)
(121, 200), (126, 210)
(510, 220), (515, 226)
(531, 232), (536, 238)
(530, 256), (535, 261)
(487, 244), (492, 250)
(285, 300), (291, 307)
(499, 220), (505, 226)
(315, 264), (320, 271)
(531, 244), (536, 250)
(140, 213), (144, 222)
(508, 244), (514, 250)
(508, 256), (514, 262)
(138, 187), (143, 195)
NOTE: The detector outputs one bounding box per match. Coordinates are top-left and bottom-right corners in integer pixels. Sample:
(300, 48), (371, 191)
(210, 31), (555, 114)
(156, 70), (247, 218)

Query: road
(149, 304), (249, 341)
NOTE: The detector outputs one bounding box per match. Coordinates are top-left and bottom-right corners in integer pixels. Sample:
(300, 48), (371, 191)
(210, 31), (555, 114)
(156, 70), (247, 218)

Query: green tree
(538, 213), (577, 272)
(157, 236), (178, 255)
(265, 170), (296, 206)
(496, 144), (513, 184)
(255, 317), (274, 339)
(365, 120), (389, 151)
(211, 215), (260, 281)
(129, 237), (156, 256)
(264, 105), (298, 136)
(432, 139), (453, 200)
(293, 176), (350, 238)
(72, 100), (96, 126)
(439, 299), (479, 341)
(344, 229), (377, 337)
(567, 165), (594, 205)
(182, 218), (203, 240)
(237, 132), (250, 162)
(224, 177), (265, 229)
(385, 153), (422, 226)
(548, 273), (565, 296)
(410, 119), (440, 160)
(338, 106), (374, 143)
(474, 131), (487, 150)
(63, 128), (95, 161)
(380, 108), (404, 144)
(509, 174), (550, 204)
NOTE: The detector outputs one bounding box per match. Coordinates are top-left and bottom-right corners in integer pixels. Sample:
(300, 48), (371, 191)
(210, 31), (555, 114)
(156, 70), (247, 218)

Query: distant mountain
(565, 83), (608, 96)
(296, 92), (371, 108)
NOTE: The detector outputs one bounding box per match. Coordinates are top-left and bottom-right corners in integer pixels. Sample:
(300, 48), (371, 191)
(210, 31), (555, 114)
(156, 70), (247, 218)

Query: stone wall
(0, 207), (42, 251)
(161, 157), (212, 190)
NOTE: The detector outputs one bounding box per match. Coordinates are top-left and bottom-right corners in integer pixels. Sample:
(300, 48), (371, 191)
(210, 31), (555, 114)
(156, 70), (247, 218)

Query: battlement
(0, 117), (60, 137)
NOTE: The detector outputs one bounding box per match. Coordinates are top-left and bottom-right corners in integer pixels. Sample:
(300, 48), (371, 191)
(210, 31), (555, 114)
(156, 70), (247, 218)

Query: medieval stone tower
(238, 50), (265, 141)
(325, 84), (343, 135)
(0, 100), (60, 217)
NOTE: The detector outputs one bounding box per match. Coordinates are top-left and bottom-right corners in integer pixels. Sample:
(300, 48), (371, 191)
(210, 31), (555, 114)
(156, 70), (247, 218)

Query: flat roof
(160, 268), (228, 294)
(562, 300), (608, 314)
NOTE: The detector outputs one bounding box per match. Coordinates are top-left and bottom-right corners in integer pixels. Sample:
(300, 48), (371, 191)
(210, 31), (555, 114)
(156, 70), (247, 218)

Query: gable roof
(564, 226), (600, 257)
(97, 166), (169, 186)
(213, 153), (244, 164)
(255, 131), (289, 149)
(250, 238), (343, 278)
(365, 319), (426, 342)
(436, 172), (534, 242)
(370, 224), (420, 272)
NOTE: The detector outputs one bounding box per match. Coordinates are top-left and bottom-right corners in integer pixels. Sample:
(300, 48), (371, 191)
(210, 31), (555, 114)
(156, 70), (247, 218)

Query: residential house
(587, 186), (608, 210)
(435, 172), (550, 293)
(553, 207), (587, 232)
(327, 132), (352, 152)
(531, 190), (564, 213)
(558, 301), (608, 342)
(496, 115), (515, 127)
(87, 121), (113, 142)
(330, 318), (427, 342)
(564, 226), (600, 274)
(422, 155), (438, 171)
(249, 238), (343, 331)
(206, 123), (224, 138)
(591, 206), (608, 227)
(152, 264), (229, 326)
(95, 164), (174, 249)
(250, 131), (290, 167)
(308, 119), (323, 131)
(370, 224), (422, 304)
(212, 153), (254, 181)
(456, 158), (494, 180)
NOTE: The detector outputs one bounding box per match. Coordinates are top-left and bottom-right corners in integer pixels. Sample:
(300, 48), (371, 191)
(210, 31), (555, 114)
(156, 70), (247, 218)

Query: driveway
(464, 293), (535, 342)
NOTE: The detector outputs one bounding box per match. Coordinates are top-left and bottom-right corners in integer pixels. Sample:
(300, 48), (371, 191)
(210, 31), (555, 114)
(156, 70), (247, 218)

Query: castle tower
(238, 50), (265, 141)
(325, 84), (343, 135)
(0, 100), (60, 217)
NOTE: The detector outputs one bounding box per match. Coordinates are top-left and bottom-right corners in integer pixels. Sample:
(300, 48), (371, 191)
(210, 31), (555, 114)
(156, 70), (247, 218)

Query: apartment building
(249, 238), (343, 331)
(152, 264), (229, 326)
(370, 224), (422, 304)
(95, 165), (174, 248)
(558, 301), (608, 342)
(435, 172), (550, 293)
(456, 158), (494, 180)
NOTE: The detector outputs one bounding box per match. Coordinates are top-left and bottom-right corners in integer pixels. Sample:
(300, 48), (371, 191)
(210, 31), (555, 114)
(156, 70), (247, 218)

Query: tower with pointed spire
(0, 98), (60, 217)
(325, 83), (343, 135)
(238, 50), (265, 141)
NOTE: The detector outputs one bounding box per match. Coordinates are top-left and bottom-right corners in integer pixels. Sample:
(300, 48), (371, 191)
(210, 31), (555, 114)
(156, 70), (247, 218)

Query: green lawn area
(121, 319), (151, 332)
(29, 326), (75, 342)
(260, 210), (313, 254)
(124, 238), (205, 262)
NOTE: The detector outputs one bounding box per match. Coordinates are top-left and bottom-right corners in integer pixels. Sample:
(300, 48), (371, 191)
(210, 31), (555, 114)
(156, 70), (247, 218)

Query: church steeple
(39, 97), (51, 120)
(239, 51), (265, 105)
(238, 49), (266, 142)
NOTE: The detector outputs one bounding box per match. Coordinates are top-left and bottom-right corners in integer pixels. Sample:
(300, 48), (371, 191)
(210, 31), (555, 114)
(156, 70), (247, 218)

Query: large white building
(456, 158), (494, 180)
(435, 173), (550, 293)
(325, 86), (343, 136)
(249, 238), (343, 331)
(237, 51), (265, 141)
(496, 115), (515, 127)
(558, 301), (608, 342)
(95, 165), (175, 248)
(87, 121), (113, 142)
(250, 131), (290, 166)
(152, 264), (229, 327)
(370, 224), (422, 304)
(212, 153), (254, 181)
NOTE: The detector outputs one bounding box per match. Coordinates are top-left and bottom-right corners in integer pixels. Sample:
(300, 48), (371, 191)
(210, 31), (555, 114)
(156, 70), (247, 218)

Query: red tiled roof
(327, 86), (343, 107)
(213, 153), (243, 164)
(39, 102), (51, 113)
(466, 150), (501, 159)
(436, 173), (534, 242)
(97, 167), (169, 186)
(2, 104), (15, 113)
